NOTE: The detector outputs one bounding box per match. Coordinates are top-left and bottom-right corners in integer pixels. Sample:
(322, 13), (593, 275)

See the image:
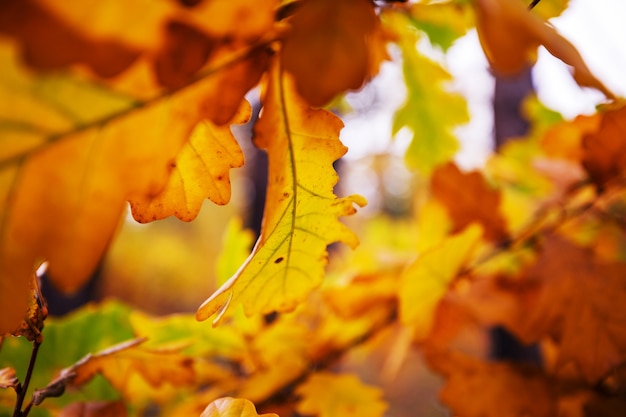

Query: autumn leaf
(581, 104), (626, 187)
(463, 235), (626, 382)
(196, 58), (366, 325)
(388, 12), (468, 174)
(0, 0), (276, 82)
(431, 163), (509, 242)
(473, 0), (614, 98)
(295, 372), (387, 417)
(281, 0), (389, 107)
(0, 36), (265, 334)
(427, 350), (558, 417)
(0, 368), (18, 390)
(32, 338), (195, 406)
(130, 101), (250, 222)
(201, 397), (278, 417)
(399, 224), (483, 339)
(406, 2), (470, 51)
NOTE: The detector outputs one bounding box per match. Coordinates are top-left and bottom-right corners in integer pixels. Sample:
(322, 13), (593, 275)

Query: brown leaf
(427, 350), (557, 417)
(582, 104), (626, 187)
(431, 163), (508, 242)
(59, 401), (127, 417)
(281, 0), (388, 107)
(464, 236), (626, 382)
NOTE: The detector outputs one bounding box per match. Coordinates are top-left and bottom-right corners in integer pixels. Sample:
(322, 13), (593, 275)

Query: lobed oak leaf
(541, 113), (601, 162)
(399, 224), (483, 339)
(464, 236), (626, 382)
(281, 0), (389, 107)
(388, 12), (468, 175)
(473, 0), (614, 98)
(196, 58), (366, 326)
(581, 104), (626, 187)
(431, 163), (509, 242)
(295, 372), (387, 417)
(130, 101), (250, 222)
(426, 350), (557, 417)
(0, 368), (18, 390)
(0, 38), (261, 334)
(201, 397), (278, 417)
(407, 2), (471, 52)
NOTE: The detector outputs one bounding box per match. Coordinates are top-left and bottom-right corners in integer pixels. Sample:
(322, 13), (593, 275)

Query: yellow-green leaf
(196, 58), (366, 325)
(399, 224), (483, 339)
(130, 101), (249, 222)
(295, 372), (387, 417)
(201, 397), (278, 417)
(388, 12), (468, 175)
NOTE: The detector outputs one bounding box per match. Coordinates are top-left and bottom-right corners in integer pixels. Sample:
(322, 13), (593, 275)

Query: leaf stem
(528, 0), (541, 10)
(13, 340), (41, 417)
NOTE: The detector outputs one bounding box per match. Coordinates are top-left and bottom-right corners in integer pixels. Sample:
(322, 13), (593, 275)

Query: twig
(12, 340), (41, 417)
(528, 0), (541, 10)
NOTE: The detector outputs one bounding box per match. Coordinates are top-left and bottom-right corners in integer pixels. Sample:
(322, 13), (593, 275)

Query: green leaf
(388, 13), (469, 175)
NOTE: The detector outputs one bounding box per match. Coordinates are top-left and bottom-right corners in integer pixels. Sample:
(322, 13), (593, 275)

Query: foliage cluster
(1, 0), (625, 416)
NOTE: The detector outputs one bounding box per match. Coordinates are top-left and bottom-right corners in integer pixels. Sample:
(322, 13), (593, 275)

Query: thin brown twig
(12, 341), (41, 417)
(528, 0), (541, 10)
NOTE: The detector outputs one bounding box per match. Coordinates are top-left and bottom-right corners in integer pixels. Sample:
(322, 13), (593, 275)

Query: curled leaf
(201, 397), (278, 417)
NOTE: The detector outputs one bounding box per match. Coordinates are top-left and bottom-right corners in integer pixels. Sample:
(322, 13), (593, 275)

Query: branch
(12, 340), (41, 417)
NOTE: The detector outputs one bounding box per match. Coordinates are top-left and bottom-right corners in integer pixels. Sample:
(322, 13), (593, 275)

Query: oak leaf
(581, 104), (626, 187)
(196, 58), (366, 325)
(427, 350), (557, 417)
(295, 372), (387, 417)
(130, 102), (249, 222)
(281, 0), (388, 107)
(201, 397), (278, 417)
(399, 224), (483, 339)
(473, 0), (614, 98)
(464, 236), (626, 382)
(389, 12), (468, 174)
(407, 2), (470, 51)
(0, 38), (261, 334)
(431, 163), (509, 242)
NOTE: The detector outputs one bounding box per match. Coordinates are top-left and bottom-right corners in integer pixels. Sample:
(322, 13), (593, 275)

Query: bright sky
(341, 0), (626, 169)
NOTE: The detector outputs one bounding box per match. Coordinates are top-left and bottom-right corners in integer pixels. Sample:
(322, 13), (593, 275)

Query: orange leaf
(201, 397), (278, 417)
(427, 350), (557, 417)
(464, 236), (626, 382)
(281, 0), (388, 106)
(130, 101), (249, 222)
(431, 163), (508, 242)
(295, 372), (387, 417)
(473, 0), (614, 98)
(196, 58), (366, 325)
(581, 104), (626, 187)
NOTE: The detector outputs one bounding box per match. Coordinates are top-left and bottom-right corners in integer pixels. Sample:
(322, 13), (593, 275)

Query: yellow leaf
(196, 58), (366, 325)
(201, 397), (278, 417)
(130, 101), (249, 222)
(295, 372), (387, 417)
(473, 0), (614, 98)
(281, 0), (389, 107)
(399, 224), (483, 339)
(0, 39), (260, 334)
